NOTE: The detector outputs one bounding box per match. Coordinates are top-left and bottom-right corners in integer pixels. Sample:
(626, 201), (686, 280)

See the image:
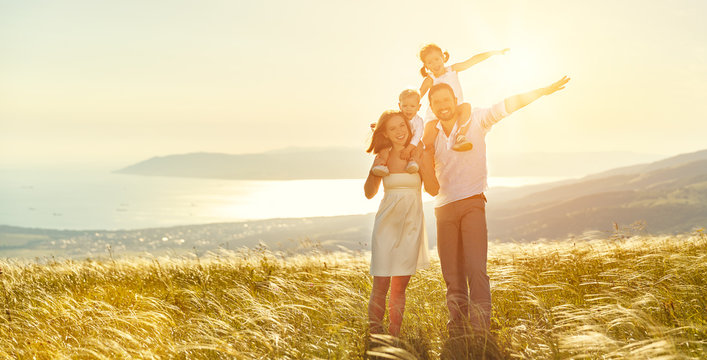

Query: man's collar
(437, 119), (457, 137)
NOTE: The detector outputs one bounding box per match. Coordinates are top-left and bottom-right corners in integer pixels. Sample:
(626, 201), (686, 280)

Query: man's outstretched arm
(504, 76), (570, 114)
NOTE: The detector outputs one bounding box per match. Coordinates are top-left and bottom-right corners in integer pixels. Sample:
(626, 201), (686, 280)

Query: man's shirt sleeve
(476, 101), (510, 133)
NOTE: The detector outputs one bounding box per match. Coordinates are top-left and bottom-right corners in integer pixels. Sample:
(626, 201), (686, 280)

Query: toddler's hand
(400, 147), (412, 161)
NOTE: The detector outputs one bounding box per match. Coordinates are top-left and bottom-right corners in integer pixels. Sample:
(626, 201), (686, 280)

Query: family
(364, 43), (569, 339)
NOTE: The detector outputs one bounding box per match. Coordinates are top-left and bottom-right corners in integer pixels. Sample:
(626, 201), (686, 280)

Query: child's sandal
(452, 134), (473, 151)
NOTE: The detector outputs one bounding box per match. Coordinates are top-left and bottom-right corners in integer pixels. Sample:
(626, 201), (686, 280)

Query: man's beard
(434, 107), (456, 121)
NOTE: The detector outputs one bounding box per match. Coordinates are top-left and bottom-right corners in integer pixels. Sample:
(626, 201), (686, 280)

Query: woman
(364, 109), (438, 337)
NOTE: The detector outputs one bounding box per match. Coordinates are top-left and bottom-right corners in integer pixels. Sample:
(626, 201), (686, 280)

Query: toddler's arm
(401, 143), (425, 161)
(400, 144), (415, 161)
(401, 114), (424, 161)
(451, 48), (510, 73)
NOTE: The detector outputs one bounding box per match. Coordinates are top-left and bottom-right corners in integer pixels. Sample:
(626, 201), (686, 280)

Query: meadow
(1, 231), (706, 359)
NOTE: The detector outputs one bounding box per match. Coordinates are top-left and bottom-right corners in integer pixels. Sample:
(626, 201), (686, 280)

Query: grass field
(1, 231), (706, 359)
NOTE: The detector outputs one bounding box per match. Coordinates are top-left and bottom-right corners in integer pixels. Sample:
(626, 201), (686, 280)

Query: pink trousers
(435, 194), (491, 333)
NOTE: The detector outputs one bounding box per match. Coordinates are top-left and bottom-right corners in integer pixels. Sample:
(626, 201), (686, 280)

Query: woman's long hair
(366, 110), (410, 154)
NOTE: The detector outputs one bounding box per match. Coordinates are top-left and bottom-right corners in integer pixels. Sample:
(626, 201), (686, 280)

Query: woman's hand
(365, 156), (385, 198)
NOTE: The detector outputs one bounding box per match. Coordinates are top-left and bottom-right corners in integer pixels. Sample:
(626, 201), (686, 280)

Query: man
(420, 76), (570, 334)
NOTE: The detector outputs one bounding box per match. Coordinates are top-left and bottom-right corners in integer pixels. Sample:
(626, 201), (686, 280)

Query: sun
(499, 46), (558, 91)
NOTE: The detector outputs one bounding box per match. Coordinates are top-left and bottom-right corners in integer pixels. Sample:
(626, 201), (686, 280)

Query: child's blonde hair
(419, 43), (450, 78)
(398, 89), (421, 103)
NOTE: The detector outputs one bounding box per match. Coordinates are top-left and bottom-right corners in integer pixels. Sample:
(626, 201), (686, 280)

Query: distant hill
(487, 150), (707, 240)
(583, 149), (707, 179)
(116, 148), (663, 180)
(486, 149), (707, 203)
(115, 148), (371, 180)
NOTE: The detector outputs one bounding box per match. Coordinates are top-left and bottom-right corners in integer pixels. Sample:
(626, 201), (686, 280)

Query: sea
(0, 168), (565, 231)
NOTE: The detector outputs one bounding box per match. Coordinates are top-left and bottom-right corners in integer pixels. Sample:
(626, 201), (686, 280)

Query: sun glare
(499, 46), (556, 91)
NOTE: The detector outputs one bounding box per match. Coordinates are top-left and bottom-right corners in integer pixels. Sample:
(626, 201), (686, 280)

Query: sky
(1, 0), (706, 168)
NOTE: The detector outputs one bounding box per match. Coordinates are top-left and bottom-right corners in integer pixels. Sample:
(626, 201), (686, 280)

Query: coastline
(0, 211), (423, 260)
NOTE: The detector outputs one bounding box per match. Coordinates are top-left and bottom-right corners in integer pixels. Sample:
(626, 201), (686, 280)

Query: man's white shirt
(432, 102), (509, 208)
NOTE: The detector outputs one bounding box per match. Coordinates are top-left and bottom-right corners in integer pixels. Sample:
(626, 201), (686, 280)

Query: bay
(0, 169), (564, 230)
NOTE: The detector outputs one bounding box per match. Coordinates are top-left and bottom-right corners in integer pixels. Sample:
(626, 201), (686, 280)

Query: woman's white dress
(370, 173), (430, 276)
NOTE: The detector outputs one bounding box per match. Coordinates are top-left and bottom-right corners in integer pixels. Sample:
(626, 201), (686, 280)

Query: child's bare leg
(456, 103), (472, 134)
(371, 148), (391, 177)
(378, 148), (390, 164)
(405, 144), (421, 173)
(452, 103), (473, 151)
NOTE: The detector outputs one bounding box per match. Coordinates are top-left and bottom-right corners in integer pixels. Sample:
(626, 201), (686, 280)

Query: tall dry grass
(1, 231), (706, 359)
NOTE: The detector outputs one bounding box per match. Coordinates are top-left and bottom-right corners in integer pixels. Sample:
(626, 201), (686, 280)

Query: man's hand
(541, 76), (570, 96)
(504, 75), (571, 114)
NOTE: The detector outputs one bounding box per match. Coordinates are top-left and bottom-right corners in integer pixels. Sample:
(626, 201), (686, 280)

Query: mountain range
(115, 148), (663, 179)
(1, 149), (705, 257)
(486, 149), (707, 240)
